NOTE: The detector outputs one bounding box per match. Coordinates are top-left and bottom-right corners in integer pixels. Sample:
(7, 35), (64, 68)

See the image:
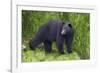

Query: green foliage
(22, 10), (90, 62)
(68, 13), (90, 59)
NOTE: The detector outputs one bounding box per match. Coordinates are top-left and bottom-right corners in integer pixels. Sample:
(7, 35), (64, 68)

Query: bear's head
(61, 21), (73, 35)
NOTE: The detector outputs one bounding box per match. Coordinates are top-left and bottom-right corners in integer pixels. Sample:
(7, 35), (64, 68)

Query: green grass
(22, 49), (80, 62)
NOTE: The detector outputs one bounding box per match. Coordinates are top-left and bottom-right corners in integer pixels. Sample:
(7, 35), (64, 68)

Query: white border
(12, 3), (97, 73)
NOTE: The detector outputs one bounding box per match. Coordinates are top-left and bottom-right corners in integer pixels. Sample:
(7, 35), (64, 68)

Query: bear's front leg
(65, 37), (73, 54)
(57, 43), (65, 54)
(56, 36), (65, 54)
(44, 40), (52, 53)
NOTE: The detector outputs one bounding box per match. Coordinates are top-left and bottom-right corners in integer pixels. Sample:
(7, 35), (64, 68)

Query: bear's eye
(68, 24), (72, 28)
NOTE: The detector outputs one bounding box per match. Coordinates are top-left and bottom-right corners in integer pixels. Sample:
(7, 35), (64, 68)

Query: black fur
(29, 20), (74, 54)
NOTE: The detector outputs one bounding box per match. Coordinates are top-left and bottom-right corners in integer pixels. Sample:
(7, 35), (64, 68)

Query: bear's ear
(68, 24), (72, 28)
(62, 22), (65, 25)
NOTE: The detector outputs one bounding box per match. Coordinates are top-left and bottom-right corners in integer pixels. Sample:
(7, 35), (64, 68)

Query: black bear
(29, 20), (74, 54)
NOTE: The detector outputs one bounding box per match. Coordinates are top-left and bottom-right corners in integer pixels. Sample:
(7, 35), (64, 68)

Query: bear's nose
(61, 30), (66, 35)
